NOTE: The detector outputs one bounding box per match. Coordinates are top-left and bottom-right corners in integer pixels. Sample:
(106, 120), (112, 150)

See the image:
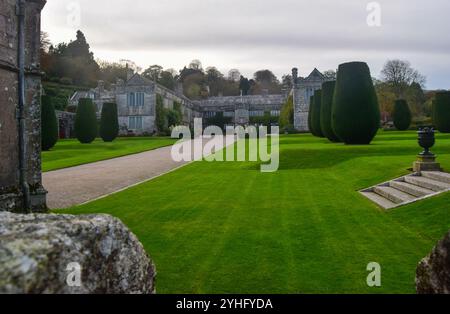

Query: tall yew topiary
(433, 91), (450, 133)
(332, 62), (380, 144)
(100, 102), (119, 142)
(75, 98), (97, 144)
(308, 95), (314, 134)
(392, 99), (411, 131)
(311, 90), (324, 137)
(320, 81), (340, 142)
(41, 95), (59, 151)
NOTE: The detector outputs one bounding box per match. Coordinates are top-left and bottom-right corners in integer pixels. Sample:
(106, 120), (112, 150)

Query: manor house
(68, 68), (326, 135)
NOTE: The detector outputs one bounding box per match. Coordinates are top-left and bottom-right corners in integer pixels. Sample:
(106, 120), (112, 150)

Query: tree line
(41, 30), (295, 101)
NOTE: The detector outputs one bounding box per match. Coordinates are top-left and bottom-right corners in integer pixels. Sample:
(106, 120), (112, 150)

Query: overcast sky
(42, 0), (450, 89)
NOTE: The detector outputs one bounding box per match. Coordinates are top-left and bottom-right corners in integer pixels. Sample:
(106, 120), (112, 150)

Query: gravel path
(43, 136), (235, 209)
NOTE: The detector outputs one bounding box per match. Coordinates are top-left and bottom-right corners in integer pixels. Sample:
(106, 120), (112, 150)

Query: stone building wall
(292, 68), (326, 132)
(0, 0), (47, 212)
(194, 94), (286, 125)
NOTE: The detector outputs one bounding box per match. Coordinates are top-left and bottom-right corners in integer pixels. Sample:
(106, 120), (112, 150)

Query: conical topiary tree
(75, 98), (98, 144)
(433, 91), (450, 133)
(332, 61), (380, 144)
(308, 95), (314, 134)
(311, 90), (324, 137)
(320, 81), (340, 142)
(41, 95), (58, 151)
(100, 102), (119, 142)
(392, 99), (412, 131)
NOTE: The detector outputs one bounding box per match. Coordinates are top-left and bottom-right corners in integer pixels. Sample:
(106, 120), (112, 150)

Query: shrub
(332, 62), (380, 144)
(279, 95), (294, 129)
(155, 95), (169, 135)
(281, 124), (300, 134)
(167, 109), (182, 128)
(320, 81), (340, 142)
(75, 98), (97, 144)
(311, 90), (324, 137)
(392, 99), (412, 131)
(41, 95), (58, 151)
(433, 91), (450, 133)
(99, 103), (119, 142)
(308, 95), (314, 134)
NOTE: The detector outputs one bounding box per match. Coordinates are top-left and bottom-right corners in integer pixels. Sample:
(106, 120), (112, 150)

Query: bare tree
(380, 59), (426, 98)
(228, 69), (241, 82)
(189, 59), (203, 71)
(323, 69), (337, 81)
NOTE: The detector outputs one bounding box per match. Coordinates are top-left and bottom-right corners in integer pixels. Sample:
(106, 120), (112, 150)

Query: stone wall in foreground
(0, 212), (156, 294)
(0, 0), (47, 212)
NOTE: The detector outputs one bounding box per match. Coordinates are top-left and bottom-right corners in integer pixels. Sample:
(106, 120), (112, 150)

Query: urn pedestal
(413, 127), (442, 172)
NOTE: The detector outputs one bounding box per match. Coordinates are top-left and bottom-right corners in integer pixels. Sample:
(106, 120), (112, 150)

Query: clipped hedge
(433, 91), (450, 133)
(41, 95), (59, 151)
(311, 90), (324, 137)
(332, 62), (380, 144)
(392, 99), (412, 131)
(320, 81), (340, 142)
(75, 98), (97, 144)
(100, 102), (119, 142)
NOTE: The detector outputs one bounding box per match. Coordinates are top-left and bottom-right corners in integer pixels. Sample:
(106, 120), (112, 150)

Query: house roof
(194, 94), (286, 108)
(305, 68), (325, 81)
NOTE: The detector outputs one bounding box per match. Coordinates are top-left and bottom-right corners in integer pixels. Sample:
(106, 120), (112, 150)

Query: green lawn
(56, 131), (450, 293)
(42, 137), (176, 172)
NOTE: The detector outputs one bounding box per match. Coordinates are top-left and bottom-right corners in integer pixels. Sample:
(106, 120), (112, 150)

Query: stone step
(404, 176), (450, 192)
(389, 181), (435, 198)
(421, 171), (450, 184)
(373, 186), (416, 204)
(360, 191), (397, 210)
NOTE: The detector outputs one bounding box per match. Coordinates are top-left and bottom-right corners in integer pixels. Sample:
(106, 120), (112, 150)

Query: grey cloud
(42, 0), (450, 89)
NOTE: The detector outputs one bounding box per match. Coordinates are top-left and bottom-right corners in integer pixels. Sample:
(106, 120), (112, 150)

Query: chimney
(175, 82), (183, 95)
(126, 63), (134, 81)
(292, 67), (298, 85)
(97, 80), (105, 94)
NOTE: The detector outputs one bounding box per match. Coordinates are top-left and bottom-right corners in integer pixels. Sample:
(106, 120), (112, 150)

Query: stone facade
(69, 67), (325, 134)
(0, 0), (47, 213)
(55, 110), (75, 139)
(70, 73), (201, 135)
(194, 94), (287, 126)
(292, 68), (326, 131)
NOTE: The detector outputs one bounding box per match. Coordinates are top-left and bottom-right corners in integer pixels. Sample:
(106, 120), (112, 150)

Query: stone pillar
(0, 0), (47, 212)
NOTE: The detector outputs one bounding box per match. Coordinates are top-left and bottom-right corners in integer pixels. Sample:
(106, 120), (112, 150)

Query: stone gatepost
(0, 0), (47, 212)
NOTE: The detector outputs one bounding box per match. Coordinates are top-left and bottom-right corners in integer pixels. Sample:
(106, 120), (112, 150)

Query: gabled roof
(305, 68), (325, 81)
(126, 73), (154, 86)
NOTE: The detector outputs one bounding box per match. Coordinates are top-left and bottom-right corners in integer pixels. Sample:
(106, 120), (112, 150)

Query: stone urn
(418, 127), (435, 156)
(414, 126), (441, 172)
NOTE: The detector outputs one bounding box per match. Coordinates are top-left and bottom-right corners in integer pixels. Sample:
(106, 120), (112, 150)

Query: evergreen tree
(332, 62), (380, 144)
(75, 98), (97, 144)
(279, 95), (294, 129)
(392, 99), (412, 131)
(41, 95), (58, 151)
(311, 90), (324, 137)
(320, 81), (340, 142)
(99, 102), (119, 142)
(308, 95), (314, 134)
(433, 91), (450, 133)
